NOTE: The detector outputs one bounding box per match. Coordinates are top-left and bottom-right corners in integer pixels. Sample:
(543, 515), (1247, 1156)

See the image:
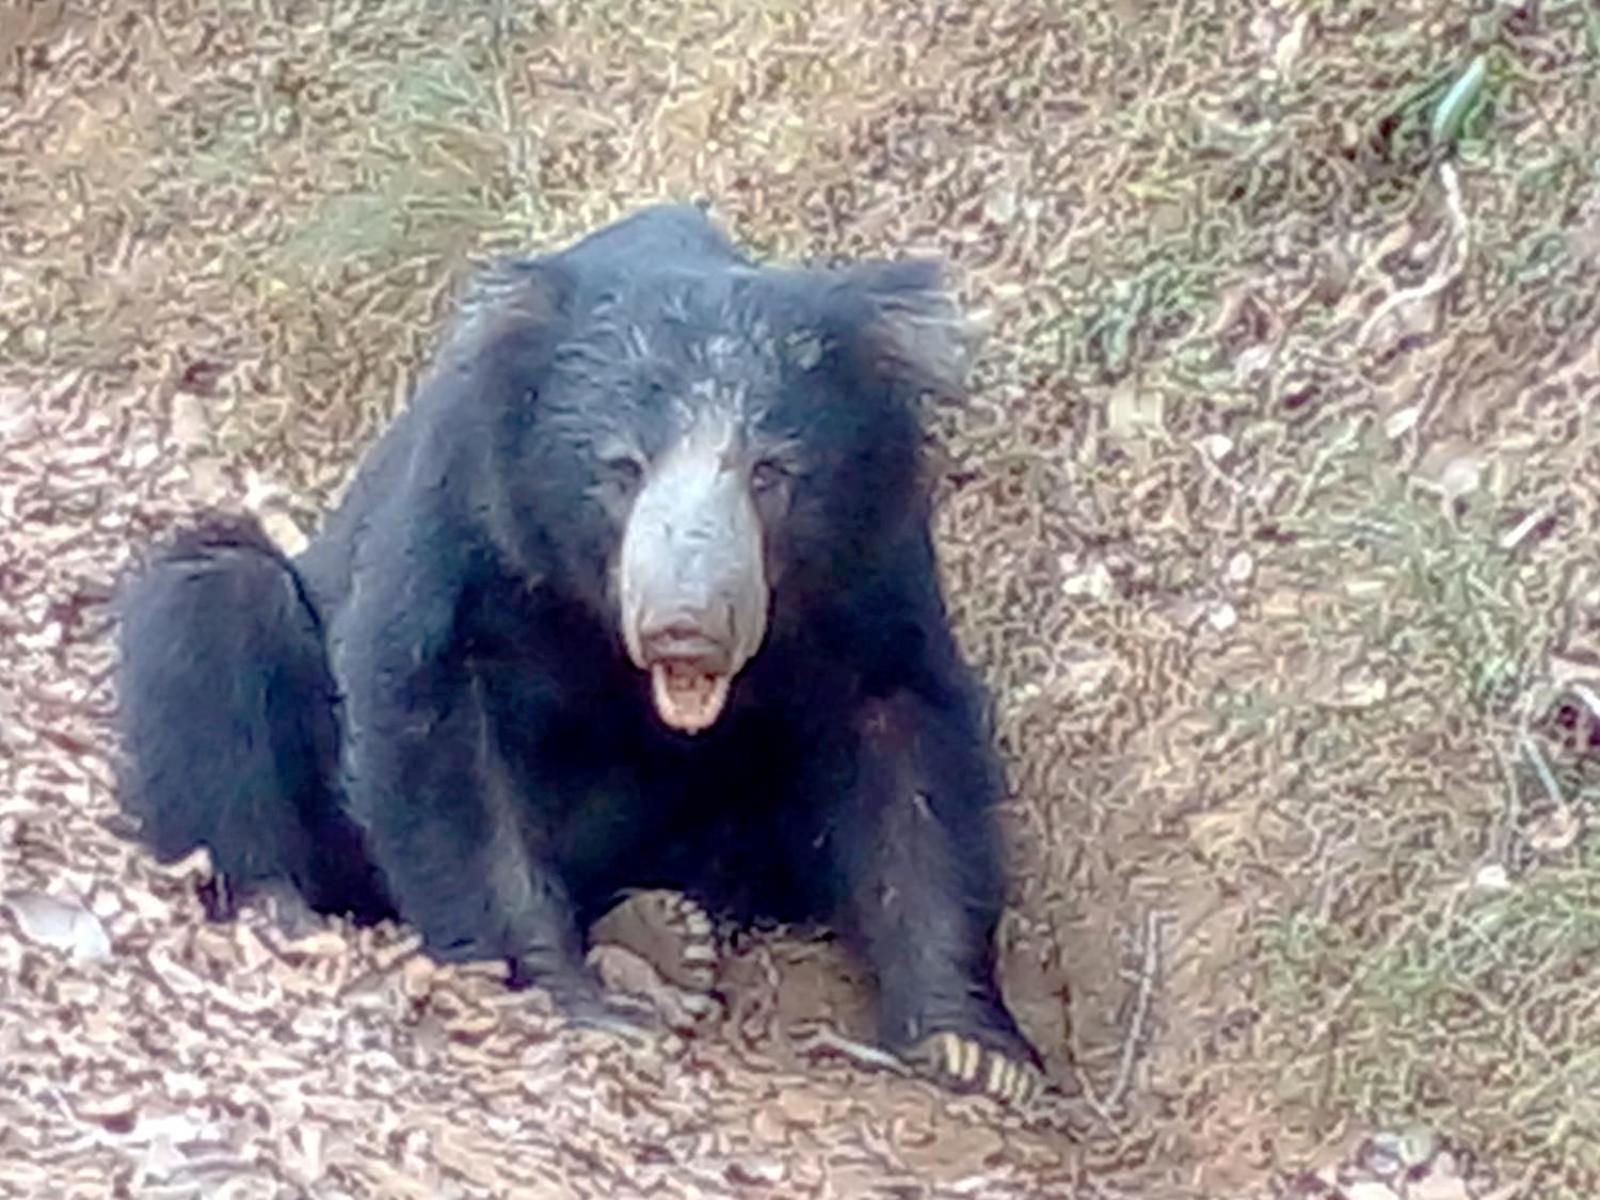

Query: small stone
(1062, 561), (1115, 602)
(1361, 1126), (1437, 1177)
(3, 891), (112, 962)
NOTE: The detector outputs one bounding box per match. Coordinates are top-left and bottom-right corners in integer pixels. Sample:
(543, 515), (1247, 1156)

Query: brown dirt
(3, 2), (1598, 1197)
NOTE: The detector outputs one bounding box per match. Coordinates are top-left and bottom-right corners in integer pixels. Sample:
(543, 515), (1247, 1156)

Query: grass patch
(1282, 433), (1546, 709)
(1244, 413), (1600, 1185)
(1264, 854), (1600, 1174)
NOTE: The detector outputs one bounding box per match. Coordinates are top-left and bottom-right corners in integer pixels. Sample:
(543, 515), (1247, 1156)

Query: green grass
(1245, 413), (1600, 1185)
(1264, 851), (1600, 1171)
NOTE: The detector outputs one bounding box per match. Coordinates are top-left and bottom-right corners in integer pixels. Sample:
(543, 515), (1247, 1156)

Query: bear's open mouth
(650, 661), (732, 733)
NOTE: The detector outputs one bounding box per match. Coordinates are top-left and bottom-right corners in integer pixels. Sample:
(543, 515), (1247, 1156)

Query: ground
(2, 1), (1598, 1197)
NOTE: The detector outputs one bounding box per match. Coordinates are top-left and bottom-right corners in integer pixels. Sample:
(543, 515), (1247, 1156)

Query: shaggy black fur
(114, 204), (1042, 1092)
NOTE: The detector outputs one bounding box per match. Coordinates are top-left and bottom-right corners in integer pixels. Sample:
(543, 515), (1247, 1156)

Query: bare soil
(3, 2), (1598, 1197)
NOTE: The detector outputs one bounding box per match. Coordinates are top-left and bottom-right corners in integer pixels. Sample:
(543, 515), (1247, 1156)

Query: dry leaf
(1313, 668), (1389, 709)
(1385, 405), (1421, 439)
(1409, 1172), (1472, 1199)
(1207, 602), (1239, 632)
(1104, 381), (1166, 441)
(1274, 12), (1310, 77)
(1414, 439), (1487, 501)
(1474, 864), (1513, 891)
(1525, 804), (1582, 856)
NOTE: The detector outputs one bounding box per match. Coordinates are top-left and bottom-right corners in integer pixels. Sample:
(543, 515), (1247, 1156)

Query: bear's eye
(602, 455), (646, 492)
(750, 459), (788, 495)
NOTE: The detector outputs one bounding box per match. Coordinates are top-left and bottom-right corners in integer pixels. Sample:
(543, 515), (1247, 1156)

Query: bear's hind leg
(114, 513), (385, 924)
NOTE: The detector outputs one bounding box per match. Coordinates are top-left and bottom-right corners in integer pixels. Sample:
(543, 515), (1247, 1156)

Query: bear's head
(432, 208), (979, 734)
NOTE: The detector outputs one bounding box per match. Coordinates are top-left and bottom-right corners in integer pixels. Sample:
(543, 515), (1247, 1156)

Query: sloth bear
(114, 204), (1043, 1104)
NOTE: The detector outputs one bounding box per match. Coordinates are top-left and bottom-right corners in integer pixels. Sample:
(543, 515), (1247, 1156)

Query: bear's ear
(437, 255), (576, 369)
(839, 260), (985, 403)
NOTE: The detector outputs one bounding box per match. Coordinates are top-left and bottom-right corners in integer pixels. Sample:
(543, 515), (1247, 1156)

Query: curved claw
(589, 888), (721, 995)
(904, 1030), (1046, 1108)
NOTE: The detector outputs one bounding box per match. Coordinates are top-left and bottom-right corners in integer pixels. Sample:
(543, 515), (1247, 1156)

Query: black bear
(113, 204), (1043, 1104)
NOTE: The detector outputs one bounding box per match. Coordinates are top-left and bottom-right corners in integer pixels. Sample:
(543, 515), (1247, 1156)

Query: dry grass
(3, 0), (1600, 1196)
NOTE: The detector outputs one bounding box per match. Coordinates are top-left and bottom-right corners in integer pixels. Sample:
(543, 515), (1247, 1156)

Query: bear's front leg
(329, 536), (650, 1038)
(826, 690), (1045, 1105)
